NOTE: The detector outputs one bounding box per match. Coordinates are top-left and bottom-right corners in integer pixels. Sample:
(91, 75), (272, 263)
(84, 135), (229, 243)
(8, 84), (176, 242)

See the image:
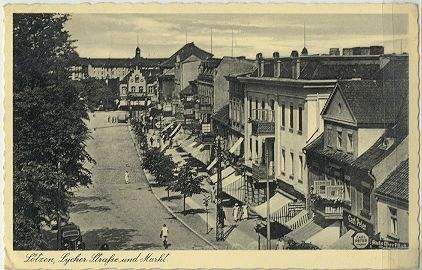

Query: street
(69, 111), (212, 250)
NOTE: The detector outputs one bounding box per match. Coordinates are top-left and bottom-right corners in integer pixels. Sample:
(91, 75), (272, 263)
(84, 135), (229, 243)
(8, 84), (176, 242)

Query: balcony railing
(310, 192), (351, 220)
(250, 109), (275, 135)
(251, 161), (275, 181)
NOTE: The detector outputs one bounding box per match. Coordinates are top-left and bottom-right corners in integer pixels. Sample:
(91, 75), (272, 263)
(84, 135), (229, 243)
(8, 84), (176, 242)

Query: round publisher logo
(353, 232), (369, 249)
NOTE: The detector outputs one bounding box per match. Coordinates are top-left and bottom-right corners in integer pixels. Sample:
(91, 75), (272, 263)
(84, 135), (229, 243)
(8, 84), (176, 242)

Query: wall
(180, 55), (202, 96)
(160, 78), (175, 101)
(214, 57), (256, 113)
(307, 221), (341, 248)
(376, 200), (408, 243)
(127, 68), (147, 94)
(372, 137), (409, 187)
(357, 128), (386, 156)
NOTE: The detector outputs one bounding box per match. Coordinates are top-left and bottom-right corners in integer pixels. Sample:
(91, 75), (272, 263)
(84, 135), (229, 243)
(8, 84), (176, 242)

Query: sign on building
(343, 210), (374, 235)
(353, 232), (369, 249)
(370, 239), (409, 249)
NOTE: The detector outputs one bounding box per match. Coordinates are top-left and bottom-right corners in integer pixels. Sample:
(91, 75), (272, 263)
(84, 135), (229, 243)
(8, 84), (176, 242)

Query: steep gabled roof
(322, 79), (407, 126)
(160, 42), (213, 68)
(120, 70), (134, 84)
(375, 159), (409, 203)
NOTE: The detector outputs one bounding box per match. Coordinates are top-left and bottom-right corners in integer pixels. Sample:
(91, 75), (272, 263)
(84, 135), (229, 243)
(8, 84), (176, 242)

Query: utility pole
(215, 137), (224, 241)
(210, 28), (213, 54)
(265, 144), (271, 250)
(185, 29), (188, 44)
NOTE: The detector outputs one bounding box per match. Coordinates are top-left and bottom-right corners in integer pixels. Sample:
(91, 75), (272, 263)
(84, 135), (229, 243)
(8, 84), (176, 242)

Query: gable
(322, 87), (356, 125)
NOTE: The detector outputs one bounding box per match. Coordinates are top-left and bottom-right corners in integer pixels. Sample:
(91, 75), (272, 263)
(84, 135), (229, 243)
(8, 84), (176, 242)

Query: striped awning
(206, 158), (218, 171)
(251, 193), (292, 223)
(162, 123), (173, 133)
(229, 137), (244, 154)
(222, 173), (245, 203)
(169, 123), (181, 138)
(210, 166), (236, 184)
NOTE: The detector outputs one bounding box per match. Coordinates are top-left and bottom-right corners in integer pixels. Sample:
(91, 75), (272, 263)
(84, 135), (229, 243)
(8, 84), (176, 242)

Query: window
(255, 140), (259, 160)
(249, 99), (253, 119)
(289, 105), (294, 130)
(299, 156), (303, 180)
(139, 86), (143, 92)
(298, 106), (303, 133)
(389, 207), (398, 235)
(281, 149), (286, 173)
(131, 86), (135, 92)
(281, 104), (285, 127)
(337, 131), (343, 149)
(290, 152), (294, 176)
(347, 133), (353, 152)
(250, 138), (253, 158)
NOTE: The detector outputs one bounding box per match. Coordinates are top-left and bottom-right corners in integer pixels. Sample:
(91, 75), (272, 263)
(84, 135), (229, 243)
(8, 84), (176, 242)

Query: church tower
(134, 46), (141, 60)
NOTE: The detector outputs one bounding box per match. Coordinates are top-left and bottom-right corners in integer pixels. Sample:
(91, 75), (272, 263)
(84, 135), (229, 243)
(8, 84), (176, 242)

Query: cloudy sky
(65, 13), (408, 59)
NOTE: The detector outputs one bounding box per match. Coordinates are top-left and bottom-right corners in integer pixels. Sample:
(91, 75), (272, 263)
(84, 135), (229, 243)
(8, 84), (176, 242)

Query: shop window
(389, 207), (398, 236)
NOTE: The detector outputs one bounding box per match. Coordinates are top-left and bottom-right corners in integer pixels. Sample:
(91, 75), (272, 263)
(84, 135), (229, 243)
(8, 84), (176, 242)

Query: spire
(301, 22), (308, 56)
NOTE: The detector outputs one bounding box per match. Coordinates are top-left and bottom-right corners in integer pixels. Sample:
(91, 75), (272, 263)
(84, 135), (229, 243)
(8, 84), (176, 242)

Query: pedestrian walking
(124, 170), (130, 184)
(233, 203), (240, 225)
(276, 237), (287, 250)
(160, 224), (169, 249)
(218, 208), (226, 228)
(107, 115), (110, 123)
(241, 203), (249, 220)
(150, 137), (154, 147)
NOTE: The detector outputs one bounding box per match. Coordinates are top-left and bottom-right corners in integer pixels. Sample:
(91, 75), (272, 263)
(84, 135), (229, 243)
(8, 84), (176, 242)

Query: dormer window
(379, 137), (395, 150)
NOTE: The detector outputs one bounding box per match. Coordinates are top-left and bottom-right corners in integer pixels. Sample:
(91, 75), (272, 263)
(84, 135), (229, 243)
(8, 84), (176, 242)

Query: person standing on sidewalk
(160, 224), (169, 249)
(233, 203), (240, 225)
(124, 170), (130, 184)
(241, 203), (249, 220)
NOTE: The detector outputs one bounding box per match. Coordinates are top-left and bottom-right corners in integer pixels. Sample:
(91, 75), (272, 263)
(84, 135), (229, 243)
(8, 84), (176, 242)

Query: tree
(78, 78), (118, 111)
(169, 164), (206, 213)
(141, 148), (176, 187)
(13, 14), (93, 249)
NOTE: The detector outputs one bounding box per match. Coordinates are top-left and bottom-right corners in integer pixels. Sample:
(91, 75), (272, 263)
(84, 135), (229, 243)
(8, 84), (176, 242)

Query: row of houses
(72, 41), (409, 248)
(162, 44), (409, 248)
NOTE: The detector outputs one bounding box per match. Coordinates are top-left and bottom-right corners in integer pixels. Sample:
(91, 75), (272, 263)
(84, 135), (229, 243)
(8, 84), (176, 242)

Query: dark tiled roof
(375, 159), (409, 202)
(299, 61), (379, 80)
(372, 56), (409, 81)
(120, 70), (134, 83)
(335, 79), (407, 126)
(201, 58), (222, 69)
(160, 42), (213, 68)
(212, 104), (229, 126)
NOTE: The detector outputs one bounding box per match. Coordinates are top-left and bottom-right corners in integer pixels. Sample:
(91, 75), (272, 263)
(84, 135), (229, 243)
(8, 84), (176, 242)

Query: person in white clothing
(124, 170), (129, 184)
(233, 203), (240, 225)
(241, 204), (248, 220)
(160, 224), (169, 249)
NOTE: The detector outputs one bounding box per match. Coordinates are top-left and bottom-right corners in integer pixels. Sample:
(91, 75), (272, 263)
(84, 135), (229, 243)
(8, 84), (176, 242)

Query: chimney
(273, 52), (280, 77)
(370, 46), (384, 55)
(290, 50), (300, 79)
(342, 48), (353, 55)
(256, 53), (264, 77)
(329, 48), (340, 55)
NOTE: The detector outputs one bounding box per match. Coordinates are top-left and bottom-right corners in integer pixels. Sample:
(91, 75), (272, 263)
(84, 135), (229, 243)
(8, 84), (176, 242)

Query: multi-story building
(299, 57), (408, 247)
(231, 47), (405, 232)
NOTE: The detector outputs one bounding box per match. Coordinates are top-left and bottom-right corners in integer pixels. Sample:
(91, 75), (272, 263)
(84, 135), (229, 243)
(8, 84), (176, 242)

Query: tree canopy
(13, 13), (93, 249)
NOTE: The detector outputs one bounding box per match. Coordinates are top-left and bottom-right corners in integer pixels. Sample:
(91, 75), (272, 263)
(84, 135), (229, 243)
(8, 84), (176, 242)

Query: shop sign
(370, 239), (409, 249)
(202, 123), (211, 133)
(343, 210), (373, 235)
(353, 232), (369, 249)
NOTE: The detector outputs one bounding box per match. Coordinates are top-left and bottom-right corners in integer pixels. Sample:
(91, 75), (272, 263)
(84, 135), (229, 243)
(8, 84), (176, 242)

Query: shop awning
(251, 193), (292, 223)
(328, 229), (355, 250)
(222, 173), (245, 203)
(169, 123), (181, 138)
(191, 143), (210, 165)
(206, 158), (218, 171)
(162, 123), (173, 133)
(229, 137), (244, 154)
(210, 166), (236, 184)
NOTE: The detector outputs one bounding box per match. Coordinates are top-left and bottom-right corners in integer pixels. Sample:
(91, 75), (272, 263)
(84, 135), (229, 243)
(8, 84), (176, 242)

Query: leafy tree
(13, 13), (93, 249)
(169, 164), (206, 213)
(78, 78), (118, 111)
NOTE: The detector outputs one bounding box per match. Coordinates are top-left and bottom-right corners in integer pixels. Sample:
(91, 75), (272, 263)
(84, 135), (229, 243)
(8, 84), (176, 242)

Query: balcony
(310, 193), (351, 220)
(250, 109), (275, 136)
(251, 162), (275, 182)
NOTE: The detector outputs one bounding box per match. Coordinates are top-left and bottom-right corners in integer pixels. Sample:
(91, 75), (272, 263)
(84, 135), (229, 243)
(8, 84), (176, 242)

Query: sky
(65, 13), (408, 59)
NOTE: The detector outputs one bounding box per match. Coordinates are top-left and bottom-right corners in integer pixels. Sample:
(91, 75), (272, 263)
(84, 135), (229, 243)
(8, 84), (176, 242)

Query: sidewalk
(134, 126), (262, 250)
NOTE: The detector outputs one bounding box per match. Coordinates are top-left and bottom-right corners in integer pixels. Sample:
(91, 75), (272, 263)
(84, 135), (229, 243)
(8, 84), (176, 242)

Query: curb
(128, 126), (218, 250)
